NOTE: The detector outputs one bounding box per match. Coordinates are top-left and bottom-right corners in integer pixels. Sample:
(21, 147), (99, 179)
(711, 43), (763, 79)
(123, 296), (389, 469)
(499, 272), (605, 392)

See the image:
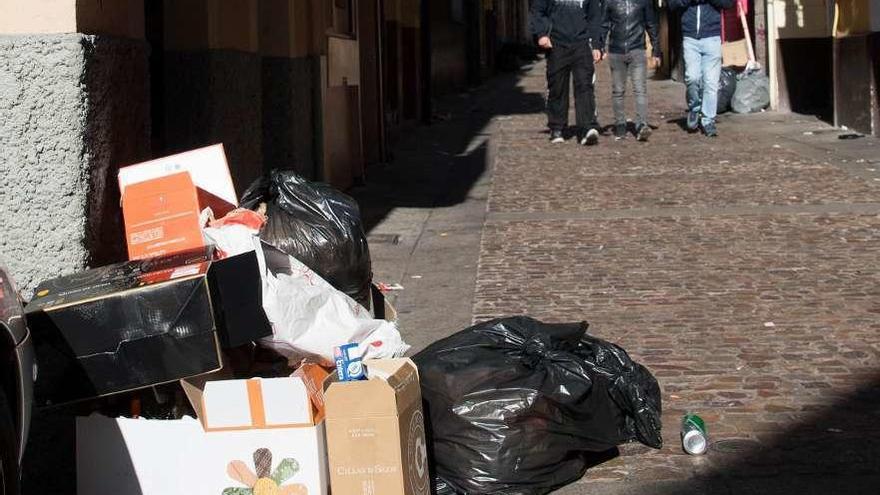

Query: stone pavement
(358, 59), (880, 494)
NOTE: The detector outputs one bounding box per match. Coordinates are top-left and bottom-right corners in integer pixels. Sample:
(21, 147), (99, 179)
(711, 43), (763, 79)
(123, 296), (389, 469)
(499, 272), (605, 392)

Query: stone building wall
(0, 34), (149, 294)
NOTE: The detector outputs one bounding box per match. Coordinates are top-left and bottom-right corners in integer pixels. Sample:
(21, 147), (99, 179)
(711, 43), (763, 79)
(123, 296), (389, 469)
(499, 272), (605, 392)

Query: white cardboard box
(182, 377), (313, 431)
(118, 144), (238, 218)
(77, 415), (328, 495)
(78, 366), (331, 495)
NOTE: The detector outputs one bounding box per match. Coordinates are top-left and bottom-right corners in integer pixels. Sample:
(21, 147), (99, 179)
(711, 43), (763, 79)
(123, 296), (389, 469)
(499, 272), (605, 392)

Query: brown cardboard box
(722, 39), (750, 67)
(325, 359), (430, 495)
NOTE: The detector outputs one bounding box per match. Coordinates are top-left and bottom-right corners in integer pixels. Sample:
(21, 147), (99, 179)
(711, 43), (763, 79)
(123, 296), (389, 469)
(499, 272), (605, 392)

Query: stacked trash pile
(17, 144), (662, 495)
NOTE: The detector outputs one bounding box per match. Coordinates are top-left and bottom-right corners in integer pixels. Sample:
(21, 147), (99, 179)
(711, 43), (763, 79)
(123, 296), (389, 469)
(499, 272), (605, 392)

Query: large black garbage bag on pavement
(414, 316), (662, 495)
(240, 170), (372, 306)
(717, 67), (738, 114)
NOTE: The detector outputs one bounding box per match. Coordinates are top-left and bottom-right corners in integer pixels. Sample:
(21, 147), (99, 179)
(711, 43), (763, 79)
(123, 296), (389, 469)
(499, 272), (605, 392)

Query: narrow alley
(4, 1), (880, 494)
(358, 59), (880, 494)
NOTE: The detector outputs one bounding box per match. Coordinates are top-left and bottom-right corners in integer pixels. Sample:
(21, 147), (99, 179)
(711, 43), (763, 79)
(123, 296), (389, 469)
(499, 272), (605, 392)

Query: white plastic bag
(202, 208), (266, 257)
(732, 69), (770, 114)
(203, 223), (262, 258)
(202, 216), (410, 366)
(260, 259), (409, 366)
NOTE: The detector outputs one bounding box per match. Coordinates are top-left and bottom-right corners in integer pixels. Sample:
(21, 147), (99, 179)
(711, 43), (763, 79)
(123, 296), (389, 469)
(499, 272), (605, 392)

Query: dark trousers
(546, 43), (598, 133)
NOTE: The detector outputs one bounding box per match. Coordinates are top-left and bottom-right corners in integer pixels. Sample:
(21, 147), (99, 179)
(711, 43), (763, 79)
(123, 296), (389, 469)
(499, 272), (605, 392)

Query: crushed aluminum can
(681, 413), (708, 455)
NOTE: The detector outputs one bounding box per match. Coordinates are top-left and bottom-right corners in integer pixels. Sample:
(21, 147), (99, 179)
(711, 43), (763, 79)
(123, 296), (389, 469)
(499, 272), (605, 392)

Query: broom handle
(739, 5), (756, 63)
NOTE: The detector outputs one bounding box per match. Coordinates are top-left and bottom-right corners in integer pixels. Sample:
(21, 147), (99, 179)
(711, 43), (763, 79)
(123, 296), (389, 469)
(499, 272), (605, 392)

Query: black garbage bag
(717, 67), (738, 114)
(732, 69), (770, 114)
(433, 478), (463, 495)
(240, 170), (372, 306)
(414, 316), (662, 495)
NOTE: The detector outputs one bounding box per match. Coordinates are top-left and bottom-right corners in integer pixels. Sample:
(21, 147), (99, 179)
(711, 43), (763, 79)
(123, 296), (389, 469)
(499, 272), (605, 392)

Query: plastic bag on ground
(413, 316), (662, 495)
(732, 69), (770, 114)
(717, 67), (738, 114)
(202, 214), (409, 367)
(240, 170), (373, 307)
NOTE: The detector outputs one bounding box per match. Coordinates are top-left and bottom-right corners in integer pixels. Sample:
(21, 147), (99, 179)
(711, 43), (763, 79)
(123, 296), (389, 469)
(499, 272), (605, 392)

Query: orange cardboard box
(119, 144), (238, 260)
(121, 171), (205, 260)
(118, 144), (238, 218)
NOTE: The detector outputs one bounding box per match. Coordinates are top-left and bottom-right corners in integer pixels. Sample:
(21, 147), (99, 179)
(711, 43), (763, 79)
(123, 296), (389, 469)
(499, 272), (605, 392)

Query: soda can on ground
(681, 413), (708, 455)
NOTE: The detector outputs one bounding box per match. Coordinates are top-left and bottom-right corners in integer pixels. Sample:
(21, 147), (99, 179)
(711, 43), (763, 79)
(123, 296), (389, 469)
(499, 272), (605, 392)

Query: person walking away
(600, 0), (662, 141)
(669, 0), (734, 137)
(530, 0), (604, 146)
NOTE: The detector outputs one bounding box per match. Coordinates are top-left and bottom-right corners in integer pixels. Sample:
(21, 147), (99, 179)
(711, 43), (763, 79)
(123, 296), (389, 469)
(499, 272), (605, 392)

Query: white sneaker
(580, 129), (599, 146)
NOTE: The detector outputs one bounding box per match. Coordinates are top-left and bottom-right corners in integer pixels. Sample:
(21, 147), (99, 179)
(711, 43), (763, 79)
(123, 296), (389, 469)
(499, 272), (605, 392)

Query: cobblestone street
(361, 58), (880, 494)
(7, 1), (879, 492)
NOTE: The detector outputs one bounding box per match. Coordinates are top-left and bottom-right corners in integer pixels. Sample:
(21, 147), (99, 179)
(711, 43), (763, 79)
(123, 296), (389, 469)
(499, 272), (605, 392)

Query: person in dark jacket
(599, 0), (661, 141)
(530, 0), (604, 146)
(670, 0), (734, 137)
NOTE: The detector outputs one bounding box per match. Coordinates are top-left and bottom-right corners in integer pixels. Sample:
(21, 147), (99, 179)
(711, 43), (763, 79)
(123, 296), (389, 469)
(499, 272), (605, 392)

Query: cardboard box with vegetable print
(77, 366), (330, 495)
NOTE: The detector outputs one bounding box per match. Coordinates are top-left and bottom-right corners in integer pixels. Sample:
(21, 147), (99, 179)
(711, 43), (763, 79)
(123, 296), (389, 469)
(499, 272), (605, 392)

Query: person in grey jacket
(599, 0), (662, 141)
(530, 0), (604, 146)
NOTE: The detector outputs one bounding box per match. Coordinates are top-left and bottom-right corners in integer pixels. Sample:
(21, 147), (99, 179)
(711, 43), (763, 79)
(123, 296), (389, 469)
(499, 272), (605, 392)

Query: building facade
(0, 0), (530, 293)
(767, 0), (880, 135)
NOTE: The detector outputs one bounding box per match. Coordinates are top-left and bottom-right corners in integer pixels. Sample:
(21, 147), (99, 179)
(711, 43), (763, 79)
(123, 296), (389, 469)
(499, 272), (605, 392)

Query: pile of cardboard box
(77, 359), (428, 495)
(23, 145), (428, 495)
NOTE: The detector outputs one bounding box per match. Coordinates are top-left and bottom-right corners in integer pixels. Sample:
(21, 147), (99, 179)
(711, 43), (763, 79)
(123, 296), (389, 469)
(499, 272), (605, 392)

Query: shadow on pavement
(654, 373), (880, 495)
(350, 64), (545, 233)
(667, 116), (689, 132)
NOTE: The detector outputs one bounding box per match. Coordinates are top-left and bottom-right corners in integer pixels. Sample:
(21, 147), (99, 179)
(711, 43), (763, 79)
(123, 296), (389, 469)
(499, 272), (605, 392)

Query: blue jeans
(683, 36), (722, 127)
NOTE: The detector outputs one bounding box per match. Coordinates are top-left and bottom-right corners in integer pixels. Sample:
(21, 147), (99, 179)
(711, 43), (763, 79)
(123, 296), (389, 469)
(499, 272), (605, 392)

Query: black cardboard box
(206, 251), (271, 348)
(25, 249), (270, 405)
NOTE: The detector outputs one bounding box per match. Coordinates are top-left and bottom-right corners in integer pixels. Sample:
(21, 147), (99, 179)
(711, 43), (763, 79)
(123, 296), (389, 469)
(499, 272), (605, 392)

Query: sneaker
(581, 128), (600, 146)
(637, 124), (652, 142)
(702, 122), (718, 137)
(614, 124), (627, 140)
(550, 129), (565, 143)
(686, 111), (700, 133)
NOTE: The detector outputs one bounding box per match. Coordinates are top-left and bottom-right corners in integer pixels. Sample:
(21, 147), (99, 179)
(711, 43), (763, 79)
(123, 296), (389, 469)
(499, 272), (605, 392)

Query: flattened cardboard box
(325, 359), (430, 495)
(722, 40), (749, 68)
(24, 249), (270, 405)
